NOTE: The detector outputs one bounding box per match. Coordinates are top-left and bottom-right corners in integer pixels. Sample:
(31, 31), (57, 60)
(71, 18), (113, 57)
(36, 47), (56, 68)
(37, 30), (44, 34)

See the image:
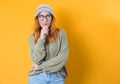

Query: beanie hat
(35, 4), (54, 17)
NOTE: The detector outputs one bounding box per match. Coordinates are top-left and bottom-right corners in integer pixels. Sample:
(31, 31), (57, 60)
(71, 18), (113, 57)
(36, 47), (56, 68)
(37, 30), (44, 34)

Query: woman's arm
(28, 35), (46, 65)
(39, 29), (69, 72)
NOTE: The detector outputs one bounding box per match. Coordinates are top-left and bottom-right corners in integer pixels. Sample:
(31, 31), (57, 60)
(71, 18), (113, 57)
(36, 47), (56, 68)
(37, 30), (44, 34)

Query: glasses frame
(38, 14), (52, 21)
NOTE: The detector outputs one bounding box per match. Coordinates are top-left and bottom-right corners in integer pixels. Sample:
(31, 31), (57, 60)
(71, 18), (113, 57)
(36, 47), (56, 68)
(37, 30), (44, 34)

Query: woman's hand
(32, 63), (38, 71)
(40, 27), (49, 39)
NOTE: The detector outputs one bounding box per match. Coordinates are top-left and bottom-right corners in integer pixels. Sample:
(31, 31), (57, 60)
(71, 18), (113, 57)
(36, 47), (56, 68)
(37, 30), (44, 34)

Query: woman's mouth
(43, 24), (48, 26)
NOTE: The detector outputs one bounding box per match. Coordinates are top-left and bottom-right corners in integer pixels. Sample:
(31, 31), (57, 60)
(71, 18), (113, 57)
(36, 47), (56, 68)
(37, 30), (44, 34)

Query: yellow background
(0, 0), (120, 84)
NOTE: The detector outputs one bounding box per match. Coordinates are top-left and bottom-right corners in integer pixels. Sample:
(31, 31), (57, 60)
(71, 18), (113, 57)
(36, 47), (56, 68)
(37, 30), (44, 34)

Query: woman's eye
(47, 15), (51, 18)
(40, 15), (44, 18)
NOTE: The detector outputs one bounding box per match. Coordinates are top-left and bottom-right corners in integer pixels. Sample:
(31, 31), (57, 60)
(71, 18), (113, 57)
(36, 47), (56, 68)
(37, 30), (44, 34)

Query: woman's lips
(43, 24), (48, 26)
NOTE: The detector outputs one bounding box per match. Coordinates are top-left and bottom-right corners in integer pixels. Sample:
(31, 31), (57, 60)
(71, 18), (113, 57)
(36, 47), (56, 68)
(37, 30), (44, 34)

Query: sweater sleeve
(39, 29), (69, 72)
(28, 35), (46, 64)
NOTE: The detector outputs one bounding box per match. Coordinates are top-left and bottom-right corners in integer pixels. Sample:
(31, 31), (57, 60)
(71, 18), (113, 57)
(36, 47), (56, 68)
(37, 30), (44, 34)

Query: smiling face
(38, 12), (52, 29)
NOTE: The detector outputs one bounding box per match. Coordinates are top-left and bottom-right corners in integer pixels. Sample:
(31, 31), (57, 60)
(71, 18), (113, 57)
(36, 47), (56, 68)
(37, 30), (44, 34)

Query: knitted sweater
(27, 29), (69, 78)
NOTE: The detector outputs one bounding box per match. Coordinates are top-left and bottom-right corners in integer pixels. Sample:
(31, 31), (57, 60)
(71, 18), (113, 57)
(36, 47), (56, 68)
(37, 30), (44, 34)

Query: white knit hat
(35, 4), (54, 17)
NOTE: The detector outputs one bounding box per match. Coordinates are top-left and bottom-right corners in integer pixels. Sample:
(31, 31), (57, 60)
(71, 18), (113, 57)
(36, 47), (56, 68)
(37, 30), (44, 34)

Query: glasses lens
(38, 15), (44, 21)
(46, 15), (51, 20)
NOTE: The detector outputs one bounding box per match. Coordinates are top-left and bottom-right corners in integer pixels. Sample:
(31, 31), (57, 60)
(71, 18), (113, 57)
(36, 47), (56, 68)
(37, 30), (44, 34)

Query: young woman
(28, 4), (69, 84)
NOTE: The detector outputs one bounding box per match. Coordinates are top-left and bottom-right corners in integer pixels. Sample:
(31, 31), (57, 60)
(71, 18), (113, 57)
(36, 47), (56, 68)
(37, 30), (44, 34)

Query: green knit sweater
(28, 29), (69, 78)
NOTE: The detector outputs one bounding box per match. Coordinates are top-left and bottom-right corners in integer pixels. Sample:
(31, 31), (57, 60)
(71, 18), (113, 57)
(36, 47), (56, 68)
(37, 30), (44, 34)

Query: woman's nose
(43, 17), (48, 22)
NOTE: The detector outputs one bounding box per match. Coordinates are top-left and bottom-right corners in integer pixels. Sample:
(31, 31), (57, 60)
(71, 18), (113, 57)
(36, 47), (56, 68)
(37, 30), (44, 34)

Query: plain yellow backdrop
(0, 0), (120, 84)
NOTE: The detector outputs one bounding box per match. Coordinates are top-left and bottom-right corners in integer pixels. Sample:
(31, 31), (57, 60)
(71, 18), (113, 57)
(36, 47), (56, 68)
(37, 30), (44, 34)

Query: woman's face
(38, 12), (52, 29)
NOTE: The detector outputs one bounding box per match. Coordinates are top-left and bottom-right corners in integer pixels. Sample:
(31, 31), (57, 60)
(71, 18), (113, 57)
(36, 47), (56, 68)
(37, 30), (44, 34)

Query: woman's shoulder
(28, 33), (34, 41)
(59, 28), (66, 35)
(58, 28), (67, 37)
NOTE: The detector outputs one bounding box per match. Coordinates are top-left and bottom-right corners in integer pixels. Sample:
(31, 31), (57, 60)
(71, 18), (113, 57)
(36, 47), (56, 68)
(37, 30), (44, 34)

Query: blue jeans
(28, 72), (64, 84)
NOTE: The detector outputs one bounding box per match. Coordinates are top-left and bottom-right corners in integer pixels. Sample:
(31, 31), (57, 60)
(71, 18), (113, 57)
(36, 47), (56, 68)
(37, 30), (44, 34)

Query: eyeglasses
(38, 15), (52, 21)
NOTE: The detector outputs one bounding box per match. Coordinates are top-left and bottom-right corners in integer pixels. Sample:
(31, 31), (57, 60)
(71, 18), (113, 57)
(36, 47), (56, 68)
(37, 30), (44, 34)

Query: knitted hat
(35, 4), (54, 17)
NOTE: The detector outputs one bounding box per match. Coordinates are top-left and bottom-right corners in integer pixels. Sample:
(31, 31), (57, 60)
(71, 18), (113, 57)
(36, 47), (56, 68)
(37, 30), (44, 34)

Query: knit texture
(28, 29), (69, 78)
